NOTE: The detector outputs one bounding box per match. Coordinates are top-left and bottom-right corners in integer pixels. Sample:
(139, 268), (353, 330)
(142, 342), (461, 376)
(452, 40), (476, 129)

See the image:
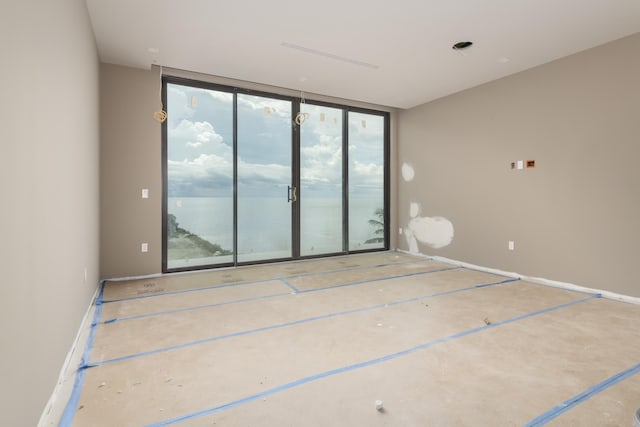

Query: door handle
(287, 186), (297, 203)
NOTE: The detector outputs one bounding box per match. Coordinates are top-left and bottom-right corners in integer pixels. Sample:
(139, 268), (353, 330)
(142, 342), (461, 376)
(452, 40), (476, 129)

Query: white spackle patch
(401, 162), (415, 182)
(409, 202), (421, 218)
(407, 216), (454, 249)
(404, 227), (420, 253)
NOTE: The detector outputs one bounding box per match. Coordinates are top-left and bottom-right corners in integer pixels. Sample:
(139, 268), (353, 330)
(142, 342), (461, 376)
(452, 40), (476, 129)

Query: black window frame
(162, 75), (390, 273)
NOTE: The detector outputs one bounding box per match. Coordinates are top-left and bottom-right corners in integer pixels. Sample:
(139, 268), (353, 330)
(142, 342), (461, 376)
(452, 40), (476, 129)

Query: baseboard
(397, 249), (640, 305)
(37, 284), (101, 427)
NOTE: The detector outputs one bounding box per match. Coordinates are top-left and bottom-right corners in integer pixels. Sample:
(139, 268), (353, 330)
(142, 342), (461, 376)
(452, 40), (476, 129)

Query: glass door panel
(348, 112), (385, 251)
(237, 94), (292, 262)
(164, 79), (388, 272)
(166, 84), (234, 269)
(300, 104), (344, 256)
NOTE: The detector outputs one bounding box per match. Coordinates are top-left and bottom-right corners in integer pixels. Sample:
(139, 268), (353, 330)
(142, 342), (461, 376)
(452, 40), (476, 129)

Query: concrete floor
(62, 252), (640, 426)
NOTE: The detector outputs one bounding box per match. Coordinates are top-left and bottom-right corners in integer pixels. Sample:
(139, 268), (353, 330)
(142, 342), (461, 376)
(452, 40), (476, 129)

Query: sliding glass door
(163, 78), (388, 272)
(299, 104), (343, 256)
(165, 83), (234, 270)
(348, 112), (386, 251)
(237, 94), (292, 262)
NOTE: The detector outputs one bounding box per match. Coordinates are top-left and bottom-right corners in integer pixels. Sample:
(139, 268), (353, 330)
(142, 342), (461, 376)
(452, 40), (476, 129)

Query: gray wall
(398, 33), (640, 297)
(100, 64), (162, 278)
(100, 65), (398, 279)
(0, 0), (100, 425)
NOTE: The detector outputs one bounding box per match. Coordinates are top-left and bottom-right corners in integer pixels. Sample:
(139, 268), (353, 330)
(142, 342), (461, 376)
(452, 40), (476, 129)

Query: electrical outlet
(508, 240), (515, 251)
(141, 243), (149, 253)
(142, 188), (149, 199)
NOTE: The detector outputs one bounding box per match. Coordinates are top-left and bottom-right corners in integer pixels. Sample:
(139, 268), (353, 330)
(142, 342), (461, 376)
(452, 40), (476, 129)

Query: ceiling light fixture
(452, 41), (473, 50)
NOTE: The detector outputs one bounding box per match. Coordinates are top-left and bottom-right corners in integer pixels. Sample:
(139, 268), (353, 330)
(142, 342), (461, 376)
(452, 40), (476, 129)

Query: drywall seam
(397, 249), (640, 305)
(146, 294), (599, 426)
(37, 284), (101, 427)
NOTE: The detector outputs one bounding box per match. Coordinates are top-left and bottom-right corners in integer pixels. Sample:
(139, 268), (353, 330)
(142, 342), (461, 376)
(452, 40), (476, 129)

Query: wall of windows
(163, 77), (389, 271)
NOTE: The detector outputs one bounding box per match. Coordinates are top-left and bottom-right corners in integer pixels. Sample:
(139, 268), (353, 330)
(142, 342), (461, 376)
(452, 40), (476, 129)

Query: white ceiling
(86, 0), (640, 109)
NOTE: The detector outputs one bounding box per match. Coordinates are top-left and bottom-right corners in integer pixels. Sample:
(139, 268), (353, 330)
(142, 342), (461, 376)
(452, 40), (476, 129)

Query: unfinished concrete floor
(62, 252), (640, 426)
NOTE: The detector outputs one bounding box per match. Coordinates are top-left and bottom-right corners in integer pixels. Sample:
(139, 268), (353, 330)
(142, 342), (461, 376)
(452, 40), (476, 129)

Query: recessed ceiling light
(147, 47), (160, 54)
(498, 57), (510, 63)
(452, 41), (473, 50)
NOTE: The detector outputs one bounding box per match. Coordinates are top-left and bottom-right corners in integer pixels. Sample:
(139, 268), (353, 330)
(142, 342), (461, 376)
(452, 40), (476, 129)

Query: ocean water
(168, 197), (384, 262)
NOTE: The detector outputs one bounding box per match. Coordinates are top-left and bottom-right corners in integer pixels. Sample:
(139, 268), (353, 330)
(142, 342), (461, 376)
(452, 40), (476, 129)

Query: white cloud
(301, 135), (342, 185)
(352, 161), (383, 184)
(238, 160), (290, 183)
(165, 99), (386, 197)
(170, 120), (225, 150)
(349, 112), (384, 137)
(206, 90), (233, 103)
(167, 85), (195, 126)
(237, 94), (291, 120)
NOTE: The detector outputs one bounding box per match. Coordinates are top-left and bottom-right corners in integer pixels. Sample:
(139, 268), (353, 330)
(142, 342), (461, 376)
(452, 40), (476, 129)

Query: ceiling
(86, 0), (640, 109)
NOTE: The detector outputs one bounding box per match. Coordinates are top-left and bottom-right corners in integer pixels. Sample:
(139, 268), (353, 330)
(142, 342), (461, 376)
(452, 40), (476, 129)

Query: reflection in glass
(165, 81), (387, 270)
(166, 84), (234, 269)
(237, 94), (292, 262)
(300, 104), (343, 256)
(348, 112), (385, 251)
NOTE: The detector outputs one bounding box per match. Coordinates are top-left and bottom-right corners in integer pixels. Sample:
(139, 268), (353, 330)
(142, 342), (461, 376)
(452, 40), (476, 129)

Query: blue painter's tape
(286, 257), (435, 280)
(59, 282), (106, 427)
(279, 278), (300, 293)
(102, 264), (462, 322)
(101, 257), (437, 303)
(100, 292), (291, 324)
(83, 277), (520, 368)
(146, 293), (600, 426)
(298, 266), (462, 294)
(524, 361), (640, 426)
(101, 278), (281, 303)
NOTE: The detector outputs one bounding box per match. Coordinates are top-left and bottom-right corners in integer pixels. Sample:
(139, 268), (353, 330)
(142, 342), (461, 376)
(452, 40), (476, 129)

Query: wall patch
(401, 162), (415, 182)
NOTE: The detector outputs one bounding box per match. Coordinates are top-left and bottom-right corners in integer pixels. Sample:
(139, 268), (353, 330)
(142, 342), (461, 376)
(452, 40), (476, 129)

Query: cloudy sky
(166, 83), (384, 199)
